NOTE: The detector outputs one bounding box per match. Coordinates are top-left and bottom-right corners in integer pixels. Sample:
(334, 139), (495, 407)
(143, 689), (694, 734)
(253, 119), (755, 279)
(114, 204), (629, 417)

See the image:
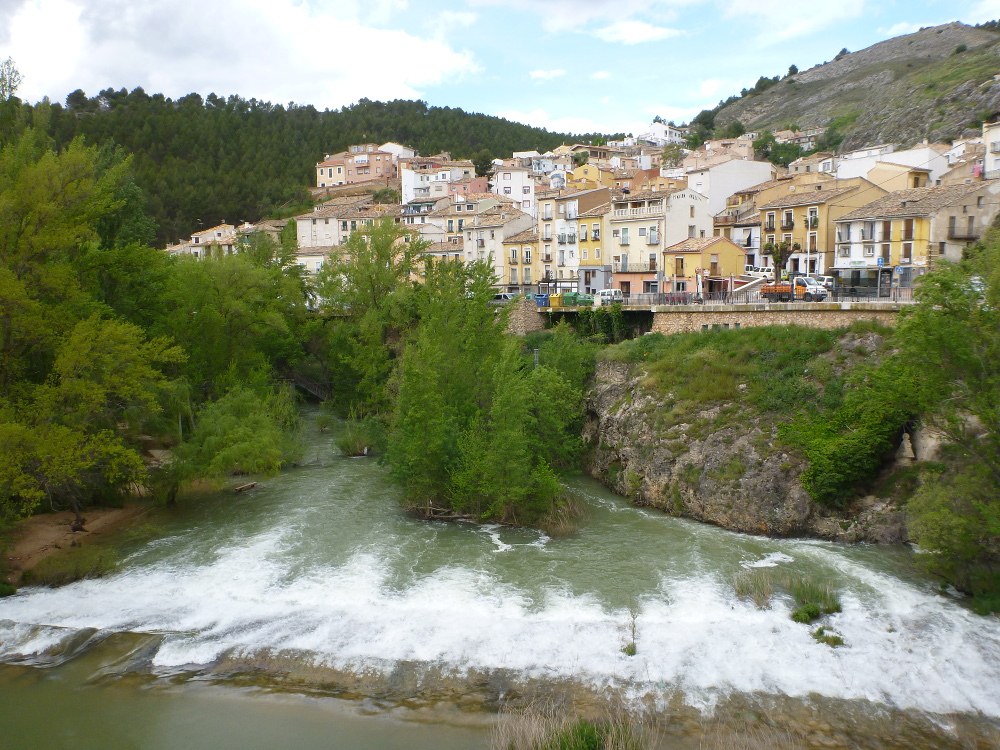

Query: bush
(336, 420), (373, 457)
(791, 603), (821, 623)
(813, 626), (845, 647)
(0, 581), (16, 597)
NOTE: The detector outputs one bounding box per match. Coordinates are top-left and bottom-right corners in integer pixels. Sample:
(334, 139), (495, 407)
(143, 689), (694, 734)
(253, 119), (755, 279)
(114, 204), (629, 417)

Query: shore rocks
(583, 361), (908, 544)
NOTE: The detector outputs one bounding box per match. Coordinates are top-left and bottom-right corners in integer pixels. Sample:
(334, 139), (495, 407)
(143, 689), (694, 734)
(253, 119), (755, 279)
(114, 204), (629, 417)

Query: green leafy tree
(315, 219), (427, 413)
(472, 148), (494, 177)
(0, 58), (23, 101)
(661, 143), (684, 168)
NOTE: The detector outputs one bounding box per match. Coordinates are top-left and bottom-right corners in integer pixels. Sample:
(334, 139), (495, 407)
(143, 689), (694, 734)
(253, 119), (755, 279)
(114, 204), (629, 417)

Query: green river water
(2, 418), (999, 749)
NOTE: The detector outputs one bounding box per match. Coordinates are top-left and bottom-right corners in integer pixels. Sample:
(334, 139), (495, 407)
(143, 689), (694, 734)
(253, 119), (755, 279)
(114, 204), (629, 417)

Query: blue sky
(2, 0), (1000, 137)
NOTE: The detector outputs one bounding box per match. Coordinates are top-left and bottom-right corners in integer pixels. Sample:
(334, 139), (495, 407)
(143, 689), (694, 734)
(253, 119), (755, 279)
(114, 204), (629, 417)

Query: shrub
(0, 581), (16, 597)
(336, 420), (373, 457)
(786, 575), (842, 614)
(813, 627), (845, 647)
(791, 603), (821, 623)
(733, 568), (775, 608)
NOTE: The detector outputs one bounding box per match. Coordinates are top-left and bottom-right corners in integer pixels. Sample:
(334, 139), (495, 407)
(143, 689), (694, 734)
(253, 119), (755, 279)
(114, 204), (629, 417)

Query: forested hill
(708, 21), (1000, 152)
(29, 91), (580, 244)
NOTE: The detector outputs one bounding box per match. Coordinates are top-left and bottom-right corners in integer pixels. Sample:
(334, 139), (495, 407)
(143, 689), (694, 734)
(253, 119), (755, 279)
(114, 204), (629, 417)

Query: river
(2, 419), (999, 748)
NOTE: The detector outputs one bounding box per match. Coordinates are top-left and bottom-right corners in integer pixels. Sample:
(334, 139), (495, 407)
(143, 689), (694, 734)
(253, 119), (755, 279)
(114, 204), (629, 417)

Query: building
(500, 228), (539, 295)
(294, 196), (375, 250)
(315, 143), (400, 188)
(832, 181), (1000, 288)
(491, 165), (536, 217)
(536, 187), (612, 292)
(460, 207), (535, 288)
(166, 223), (237, 257)
(663, 236), (748, 296)
(577, 201), (611, 294)
(685, 160), (779, 216)
(755, 179), (887, 276)
(608, 188), (712, 295)
(399, 155), (478, 203)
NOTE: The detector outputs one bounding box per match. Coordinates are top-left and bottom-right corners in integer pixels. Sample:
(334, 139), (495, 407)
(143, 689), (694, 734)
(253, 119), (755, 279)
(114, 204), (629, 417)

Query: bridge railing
(615, 287), (916, 307)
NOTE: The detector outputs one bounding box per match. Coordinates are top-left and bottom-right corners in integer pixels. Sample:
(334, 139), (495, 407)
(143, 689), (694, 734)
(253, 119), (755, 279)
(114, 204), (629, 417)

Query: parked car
(761, 276), (828, 302)
(812, 275), (836, 292)
(491, 293), (517, 305)
(594, 289), (624, 306)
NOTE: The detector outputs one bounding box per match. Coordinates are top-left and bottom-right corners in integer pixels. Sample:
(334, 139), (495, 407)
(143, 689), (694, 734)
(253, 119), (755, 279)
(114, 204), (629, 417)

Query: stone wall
(506, 298), (547, 335)
(650, 302), (901, 336)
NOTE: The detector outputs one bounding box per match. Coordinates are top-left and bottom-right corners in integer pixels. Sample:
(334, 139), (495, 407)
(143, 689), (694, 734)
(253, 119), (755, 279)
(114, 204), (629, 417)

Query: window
(864, 245), (874, 257)
(978, 196), (985, 208)
(510, 268), (518, 284)
(523, 187), (530, 194)
(503, 173), (511, 180)
(523, 249), (531, 264)
(582, 250), (588, 259)
(595, 248), (601, 258)
(674, 257), (684, 275)
(504, 187), (511, 194)
(638, 227), (646, 236)
(675, 281), (686, 292)
(523, 267), (531, 284)
(510, 247), (518, 262)
(688, 225), (696, 238)
(689, 205), (695, 218)
(901, 242), (912, 262)
(458, 219), (464, 230)
(456, 205), (463, 211)
(467, 204), (473, 210)
(447, 219), (454, 232)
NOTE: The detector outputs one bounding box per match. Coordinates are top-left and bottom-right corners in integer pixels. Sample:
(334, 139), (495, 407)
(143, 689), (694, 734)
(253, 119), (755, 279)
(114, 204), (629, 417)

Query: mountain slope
(33, 93), (581, 244)
(714, 22), (1000, 149)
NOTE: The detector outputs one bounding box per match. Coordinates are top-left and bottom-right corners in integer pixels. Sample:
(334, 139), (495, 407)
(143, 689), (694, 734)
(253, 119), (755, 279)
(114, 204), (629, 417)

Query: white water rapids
(2, 440), (999, 721)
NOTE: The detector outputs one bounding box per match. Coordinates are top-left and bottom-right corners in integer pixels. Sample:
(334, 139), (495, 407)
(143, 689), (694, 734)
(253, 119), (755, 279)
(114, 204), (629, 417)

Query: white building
(491, 165), (536, 217)
(685, 160), (778, 216)
(836, 143), (952, 184)
(637, 121), (685, 146)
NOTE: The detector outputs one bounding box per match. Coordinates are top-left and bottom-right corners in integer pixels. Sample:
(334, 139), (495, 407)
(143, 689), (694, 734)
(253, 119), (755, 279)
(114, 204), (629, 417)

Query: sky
(3, 0), (1000, 137)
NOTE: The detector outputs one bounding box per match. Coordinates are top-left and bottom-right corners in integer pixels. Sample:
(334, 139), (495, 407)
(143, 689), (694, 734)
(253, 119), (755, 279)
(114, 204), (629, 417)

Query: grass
(699, 725), (804, 750)
(336, 421), (373, 457)
(538, 495), (589, 537)
(812, 626), (845, 647)
(600, 326), (837, 413)
(21, 545), (118, 587)
(734, 570), (841, 622)
(490, 705), (656, 750)
(733, 569), (775, 609)
(0, 581), (16, 597)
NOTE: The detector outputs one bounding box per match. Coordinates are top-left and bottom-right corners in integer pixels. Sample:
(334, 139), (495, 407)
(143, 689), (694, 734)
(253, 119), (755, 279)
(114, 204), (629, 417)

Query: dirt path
(3, 504), (151, 583)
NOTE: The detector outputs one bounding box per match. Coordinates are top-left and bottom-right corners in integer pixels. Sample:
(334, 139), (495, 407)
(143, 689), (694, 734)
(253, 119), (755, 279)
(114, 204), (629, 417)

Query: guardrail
(609, 287), (916, 307)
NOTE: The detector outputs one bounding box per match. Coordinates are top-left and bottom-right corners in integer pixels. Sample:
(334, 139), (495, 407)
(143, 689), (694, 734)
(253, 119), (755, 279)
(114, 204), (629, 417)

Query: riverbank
(584, 325), (912, 543)
(2, 503), (152, 585)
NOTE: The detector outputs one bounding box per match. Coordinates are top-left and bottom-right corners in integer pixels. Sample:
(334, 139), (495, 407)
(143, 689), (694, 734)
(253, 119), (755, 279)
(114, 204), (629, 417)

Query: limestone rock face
(584, 360), (908, 544)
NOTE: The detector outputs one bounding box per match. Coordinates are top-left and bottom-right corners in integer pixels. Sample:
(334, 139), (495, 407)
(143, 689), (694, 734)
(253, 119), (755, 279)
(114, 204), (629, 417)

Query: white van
(594, 289), (624, 306)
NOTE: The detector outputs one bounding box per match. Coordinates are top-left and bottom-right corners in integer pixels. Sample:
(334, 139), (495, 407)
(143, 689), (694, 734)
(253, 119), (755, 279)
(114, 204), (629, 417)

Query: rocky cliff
(714, 22), (1000, 149)
(582, 347), (909, 544)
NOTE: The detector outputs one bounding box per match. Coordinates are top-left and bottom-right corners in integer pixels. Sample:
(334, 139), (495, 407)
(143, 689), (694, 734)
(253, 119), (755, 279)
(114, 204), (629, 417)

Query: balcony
(619, 236), (630, 246)
(808, 217), (819, 228)
(860, 231), (874, 241)
(764, 223), (776, 232)
(948, 229), (980, 240)
(780, 220), (795, 230)
(477, 239), (485, 247)
(648, 259), (657, 272)
(612, 260), (630, 273)
(613, 205), (665, 218)
(647, 232), (659, 245)
(568, 233), (577, 244)
(557, 234), (567, 244)
(592, 231), (601, 241)
(715, 214), (737, 225)
(542, 254), (552, 262)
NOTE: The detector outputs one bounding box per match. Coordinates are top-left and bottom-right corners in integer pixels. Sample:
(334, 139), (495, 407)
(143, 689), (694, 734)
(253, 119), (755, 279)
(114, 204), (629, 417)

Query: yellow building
(832, 182), (1000, 288)
(662, 237), (748, 297)
(576, 202), (611, 293)
(500, 227), (540, 294)
(756, 178), (887, 275)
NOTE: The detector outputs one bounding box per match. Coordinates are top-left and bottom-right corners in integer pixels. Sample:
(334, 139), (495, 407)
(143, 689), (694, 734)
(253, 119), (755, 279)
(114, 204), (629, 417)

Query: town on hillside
(164, 120), (1000, 304)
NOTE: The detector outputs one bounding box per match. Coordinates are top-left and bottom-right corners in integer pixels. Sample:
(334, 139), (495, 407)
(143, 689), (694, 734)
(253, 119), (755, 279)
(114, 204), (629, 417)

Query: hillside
(713, 22), (1000, 150)
(22, 93), (581, 244)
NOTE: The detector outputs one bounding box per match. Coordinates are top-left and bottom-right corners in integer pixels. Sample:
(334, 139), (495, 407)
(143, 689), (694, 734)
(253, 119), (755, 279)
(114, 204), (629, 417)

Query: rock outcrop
(583, 359), (908, 543)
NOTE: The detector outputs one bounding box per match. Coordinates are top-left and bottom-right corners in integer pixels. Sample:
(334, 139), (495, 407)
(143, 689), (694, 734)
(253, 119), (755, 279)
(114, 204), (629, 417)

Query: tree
(788, 64), (799, 76)
(771, 241), (795, 279)
(314, 219), (428, 413)
(661, 143), (684, 168)
(718, 120), (746, 139)
(472, 148), (494, 178)
(0, 58), (23, 101)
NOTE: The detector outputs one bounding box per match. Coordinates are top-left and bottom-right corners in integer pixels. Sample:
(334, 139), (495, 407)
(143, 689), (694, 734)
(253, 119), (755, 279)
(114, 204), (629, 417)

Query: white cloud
(880, 21), (927, 37)
(967, 0), (1000, 23)
(594, 20), (681, 44)
(463, 0), (689, 33)
(529, 69), (566, 81)
(723, 0), (865, 43)
(642, 104), (703, 125)
(694, 78), (730, 98)
(497, 107), (637, 135)
(436, 10), (478, 28)
(591, 71), (612, 80)
(1, 0), (477, 108)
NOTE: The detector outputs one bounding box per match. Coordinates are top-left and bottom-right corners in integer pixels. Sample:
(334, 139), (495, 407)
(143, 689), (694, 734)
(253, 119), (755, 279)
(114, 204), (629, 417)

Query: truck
(760, 276), (828, 302)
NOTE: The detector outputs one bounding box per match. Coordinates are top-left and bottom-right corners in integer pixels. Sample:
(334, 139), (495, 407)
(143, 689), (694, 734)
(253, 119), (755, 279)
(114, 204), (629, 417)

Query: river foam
(2, 525), (1000, 719)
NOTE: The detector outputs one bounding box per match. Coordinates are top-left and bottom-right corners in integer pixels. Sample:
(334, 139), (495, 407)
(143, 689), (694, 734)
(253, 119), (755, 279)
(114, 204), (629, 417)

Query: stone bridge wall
(649, 302), (901, 335)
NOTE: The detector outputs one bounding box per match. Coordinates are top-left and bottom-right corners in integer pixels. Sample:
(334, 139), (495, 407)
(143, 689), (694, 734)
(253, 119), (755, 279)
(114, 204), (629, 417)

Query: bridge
(507, 292), (911, 336)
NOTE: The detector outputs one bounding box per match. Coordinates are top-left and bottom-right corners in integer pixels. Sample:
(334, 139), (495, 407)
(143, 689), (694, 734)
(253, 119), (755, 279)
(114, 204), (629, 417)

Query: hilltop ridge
(713, 22), (1000, 149)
